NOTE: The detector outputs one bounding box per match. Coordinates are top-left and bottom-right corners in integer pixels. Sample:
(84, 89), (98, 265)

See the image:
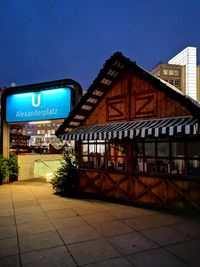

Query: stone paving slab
(83, 256), (133, 267)
(0, 255), (21, 267)
(21, 246), (76, 267)
(127, 248), (187, 267)
(166, 239), (200, 266)
(46, 208), (77, 220)
(67, 238), (120, 265)
(0, 181), (200, 267)
(92, 220), (133, 237)
(140, 226), (190, 246)
(15, 211), (48, 224)
(18, 230), (64, 253)
(58, 225), (101, 244)
(0, 225), (17, 239)
(0, 215), (15, 227)
(108, 232), (159, 255)
(0, 237), (19, 258)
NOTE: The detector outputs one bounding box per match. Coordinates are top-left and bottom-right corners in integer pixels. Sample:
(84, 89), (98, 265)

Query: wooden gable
(84, 71), (191, 126)
(56, 52), (200, 137)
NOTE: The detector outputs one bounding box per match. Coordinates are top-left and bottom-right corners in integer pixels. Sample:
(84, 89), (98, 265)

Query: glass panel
(82, 156), (89, 168)
(89, 143), (96, 154)
(171, 159), (185, 175)
(107, 157), (115, 169)
(88, 155), (96, 168)
(172, 142), (184, 157)
(187, 159), (200, 175)
(157, 143), (169, 157)
(97, 143), (105, 155)
(116, 157), (125, 170)
(137, 143), (143, 157)
(145, 158), (156, 172)
(99, 156), (105, 169)
(107, 143), (115, 157)
(133, 143), (142, 172)
(137, 158), (144, 172)
(145, 143), (155, 157)
(82, 144), (88, 155)
(116, 143), (125, 156)
(187, 142), (200, 157)
(157, 159), (170, 173)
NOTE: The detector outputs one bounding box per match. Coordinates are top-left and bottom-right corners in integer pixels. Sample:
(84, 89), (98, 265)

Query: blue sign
(6, 88), (71, 122)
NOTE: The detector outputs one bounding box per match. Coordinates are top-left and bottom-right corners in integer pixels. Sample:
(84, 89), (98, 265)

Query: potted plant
(51, 150), (78, 195)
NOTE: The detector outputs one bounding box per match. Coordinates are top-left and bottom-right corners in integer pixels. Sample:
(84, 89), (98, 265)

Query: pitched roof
(56, 52), (200, 137)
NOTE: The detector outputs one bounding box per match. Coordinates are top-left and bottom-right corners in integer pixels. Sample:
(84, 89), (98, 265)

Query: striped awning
(60, 116), (199, 141)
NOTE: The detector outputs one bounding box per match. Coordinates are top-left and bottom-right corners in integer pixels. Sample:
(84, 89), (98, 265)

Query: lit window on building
(174, 70), (180, 76)
(163, 69), (168, 75)
(169, 70), (174, 75)
(175, 80), (180, 86)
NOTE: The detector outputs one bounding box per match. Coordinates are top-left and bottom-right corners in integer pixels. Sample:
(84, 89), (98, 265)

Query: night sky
(0, 0), (200, 90)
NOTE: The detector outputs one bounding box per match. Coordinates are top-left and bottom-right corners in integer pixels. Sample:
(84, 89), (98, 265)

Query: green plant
(51, 150), (78, 195)
(7, 152), (19, 182)
(0, 155), (9, 176)
(0, 153), (19, 184)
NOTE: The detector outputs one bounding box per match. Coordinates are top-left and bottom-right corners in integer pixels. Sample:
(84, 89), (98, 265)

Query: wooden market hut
(56, 52), (200, 212)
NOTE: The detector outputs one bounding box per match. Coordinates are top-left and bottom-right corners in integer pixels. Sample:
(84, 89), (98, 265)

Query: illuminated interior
(9, 119), (65, 153)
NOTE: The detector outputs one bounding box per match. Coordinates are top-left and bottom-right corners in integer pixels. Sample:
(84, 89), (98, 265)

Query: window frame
(79, 136), (200, 177)
(133, 137), (200, 177)
(80, 140), (127, 171)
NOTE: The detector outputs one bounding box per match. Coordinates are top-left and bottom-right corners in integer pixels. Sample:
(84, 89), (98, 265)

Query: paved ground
(0, 181), (200, 267)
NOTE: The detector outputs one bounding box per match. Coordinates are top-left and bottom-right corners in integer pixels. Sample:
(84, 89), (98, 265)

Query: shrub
(7, 152), (19, 182)
(51, 150), (78, 195)
(0, 152), (19, 184)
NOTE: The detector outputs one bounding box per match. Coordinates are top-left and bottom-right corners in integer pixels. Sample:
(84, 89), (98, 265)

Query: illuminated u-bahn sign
(6, 87), (71, 123)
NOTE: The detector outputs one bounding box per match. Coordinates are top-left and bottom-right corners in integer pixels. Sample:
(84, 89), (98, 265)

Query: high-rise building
(152, 47), (200, 101)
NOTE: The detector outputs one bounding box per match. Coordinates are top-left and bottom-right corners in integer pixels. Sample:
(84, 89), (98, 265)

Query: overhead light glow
(28, 120), (51, 125)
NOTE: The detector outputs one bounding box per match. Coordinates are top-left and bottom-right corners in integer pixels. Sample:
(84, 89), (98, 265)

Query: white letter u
(32, 93), (41, 107)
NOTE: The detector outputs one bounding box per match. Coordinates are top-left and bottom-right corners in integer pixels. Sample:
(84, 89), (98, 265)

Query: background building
(152, 47), (200, 102)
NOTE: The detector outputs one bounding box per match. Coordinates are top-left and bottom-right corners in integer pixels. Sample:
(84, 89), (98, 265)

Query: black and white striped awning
(60, 116), (199, 141)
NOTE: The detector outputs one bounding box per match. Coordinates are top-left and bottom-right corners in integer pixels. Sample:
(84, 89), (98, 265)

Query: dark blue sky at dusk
(0, 0), (200, 90)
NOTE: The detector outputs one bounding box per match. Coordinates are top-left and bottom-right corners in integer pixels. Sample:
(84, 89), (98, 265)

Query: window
(156, 71), (160, 77)
(171, 142), (185, 174)
(169, 70), (174, 75)
(186, 142), (200, 175)
(169, 80), (174, 85)
(133, 138), (200, 176)
(174, 70), (180, 76)
(174, 80), (180, 86)
(80, 138), (200, 176)
(163, 69), (168, 75)
(157, 142), (170, 173)
(80, 141), (126, 171)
